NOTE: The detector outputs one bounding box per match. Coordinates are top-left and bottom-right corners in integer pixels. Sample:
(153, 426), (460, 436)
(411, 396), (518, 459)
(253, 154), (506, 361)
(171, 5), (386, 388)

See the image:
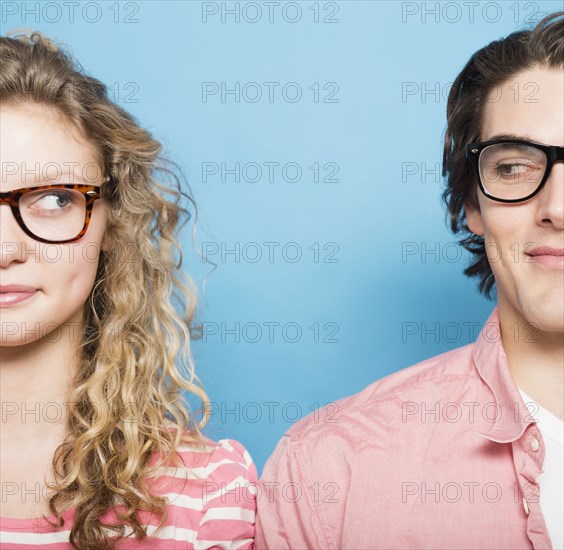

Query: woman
(0, 32), (256, 549)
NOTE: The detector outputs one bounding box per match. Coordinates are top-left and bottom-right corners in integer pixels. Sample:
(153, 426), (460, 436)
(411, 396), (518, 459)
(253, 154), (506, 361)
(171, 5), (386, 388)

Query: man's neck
(498, 302), (564, 421)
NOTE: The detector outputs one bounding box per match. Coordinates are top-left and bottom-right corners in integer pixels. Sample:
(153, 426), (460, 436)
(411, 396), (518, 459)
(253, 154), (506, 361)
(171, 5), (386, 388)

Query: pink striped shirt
(0, 438), (257, 549)
(256, 307), (555, 549)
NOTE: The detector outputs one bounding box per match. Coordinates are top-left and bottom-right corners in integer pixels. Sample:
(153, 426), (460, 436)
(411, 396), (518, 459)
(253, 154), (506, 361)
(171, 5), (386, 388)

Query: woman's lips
(0, 284), (38, 292)
(0, 290), (38, 307)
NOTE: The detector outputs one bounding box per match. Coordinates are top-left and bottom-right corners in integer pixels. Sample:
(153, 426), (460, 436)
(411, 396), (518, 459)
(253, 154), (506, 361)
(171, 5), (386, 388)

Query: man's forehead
(481, 67), (564, 144)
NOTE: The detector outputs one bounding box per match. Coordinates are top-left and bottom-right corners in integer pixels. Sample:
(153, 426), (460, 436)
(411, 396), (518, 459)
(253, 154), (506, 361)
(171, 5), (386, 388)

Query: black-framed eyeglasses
(466, 140), (564, 203)
(0, 179), (110, 244)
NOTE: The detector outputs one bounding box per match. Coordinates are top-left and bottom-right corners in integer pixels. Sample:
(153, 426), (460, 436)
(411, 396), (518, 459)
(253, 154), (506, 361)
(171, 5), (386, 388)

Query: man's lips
(526, 246), (564, 257)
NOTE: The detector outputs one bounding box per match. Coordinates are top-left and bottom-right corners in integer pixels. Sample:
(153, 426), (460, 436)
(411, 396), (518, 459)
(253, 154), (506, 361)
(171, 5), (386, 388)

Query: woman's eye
(30, 191), (74, 212)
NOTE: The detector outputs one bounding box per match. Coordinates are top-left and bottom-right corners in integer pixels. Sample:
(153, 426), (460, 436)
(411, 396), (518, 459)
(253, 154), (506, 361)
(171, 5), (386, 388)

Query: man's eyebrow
(484, 133), (537, 142)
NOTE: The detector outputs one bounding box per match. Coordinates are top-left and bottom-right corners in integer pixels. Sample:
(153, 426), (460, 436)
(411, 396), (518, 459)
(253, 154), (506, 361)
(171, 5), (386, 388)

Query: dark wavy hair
(442, 11), (564, 298)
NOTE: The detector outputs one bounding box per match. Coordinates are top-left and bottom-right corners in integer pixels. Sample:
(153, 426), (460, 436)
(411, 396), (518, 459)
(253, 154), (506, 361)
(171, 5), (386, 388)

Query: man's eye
(498, 162), (525, 174)
(496, 162), (540, 182)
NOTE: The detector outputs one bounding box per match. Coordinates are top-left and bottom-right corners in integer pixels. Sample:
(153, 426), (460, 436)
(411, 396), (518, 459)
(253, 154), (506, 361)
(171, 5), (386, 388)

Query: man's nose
(536, 161), (564, 230)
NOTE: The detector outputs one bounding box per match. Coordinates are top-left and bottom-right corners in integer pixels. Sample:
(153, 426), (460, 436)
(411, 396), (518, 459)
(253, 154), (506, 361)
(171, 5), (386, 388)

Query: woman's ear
(101, 232), (110, 253)
(465, 201), (485, 236)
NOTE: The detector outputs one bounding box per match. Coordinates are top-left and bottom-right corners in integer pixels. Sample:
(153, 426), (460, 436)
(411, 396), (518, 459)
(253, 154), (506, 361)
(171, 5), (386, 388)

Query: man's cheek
(483, 235), (503, 265)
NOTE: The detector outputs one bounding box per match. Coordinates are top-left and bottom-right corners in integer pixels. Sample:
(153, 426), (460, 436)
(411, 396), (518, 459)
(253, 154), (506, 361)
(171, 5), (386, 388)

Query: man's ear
(465, 202), (485, 236)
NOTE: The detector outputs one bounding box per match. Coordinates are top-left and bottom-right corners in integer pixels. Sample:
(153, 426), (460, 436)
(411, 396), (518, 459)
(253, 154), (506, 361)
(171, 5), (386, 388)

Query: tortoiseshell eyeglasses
(0, 179), (110, 244)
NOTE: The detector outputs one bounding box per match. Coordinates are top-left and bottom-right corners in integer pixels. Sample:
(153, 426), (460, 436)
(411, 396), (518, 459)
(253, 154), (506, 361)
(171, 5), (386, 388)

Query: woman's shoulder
(146, 435), (257, 547)
(123, 435), (257, 548)
(155, 421), (255, 471)
(146, 432), (256, 498)
(166, 437), (257, 484)
(146, 429), (257, 485)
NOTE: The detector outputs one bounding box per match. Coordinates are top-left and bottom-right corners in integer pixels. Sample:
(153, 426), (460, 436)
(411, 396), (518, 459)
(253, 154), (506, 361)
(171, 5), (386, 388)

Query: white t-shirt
(518, 387), (564, 550)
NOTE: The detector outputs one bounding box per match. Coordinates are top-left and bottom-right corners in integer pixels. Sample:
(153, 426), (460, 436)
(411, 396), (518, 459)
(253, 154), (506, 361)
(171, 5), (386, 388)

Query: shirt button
(531, 438), (540, 452)
(523, 497), (530, 515)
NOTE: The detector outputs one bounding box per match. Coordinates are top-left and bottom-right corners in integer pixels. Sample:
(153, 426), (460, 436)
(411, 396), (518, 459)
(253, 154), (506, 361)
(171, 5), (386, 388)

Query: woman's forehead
(1, 104), (103, 187)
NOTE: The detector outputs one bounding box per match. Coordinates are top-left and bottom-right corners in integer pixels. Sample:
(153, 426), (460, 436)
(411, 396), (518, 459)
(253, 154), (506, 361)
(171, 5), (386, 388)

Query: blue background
(2, 0), (561, 472)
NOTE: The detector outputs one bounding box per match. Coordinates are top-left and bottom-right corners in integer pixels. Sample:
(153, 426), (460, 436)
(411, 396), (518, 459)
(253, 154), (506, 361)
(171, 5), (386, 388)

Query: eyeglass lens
(478, 143), (547, 200)
(19, 187), (86, 242)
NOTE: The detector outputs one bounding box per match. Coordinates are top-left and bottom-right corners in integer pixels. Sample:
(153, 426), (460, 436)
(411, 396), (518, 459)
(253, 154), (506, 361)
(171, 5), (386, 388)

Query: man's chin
(521, 301), (564, 335)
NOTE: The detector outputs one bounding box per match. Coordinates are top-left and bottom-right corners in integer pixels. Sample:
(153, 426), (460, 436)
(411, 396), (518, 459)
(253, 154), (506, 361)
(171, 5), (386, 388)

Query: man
(255, 12), (563, 550)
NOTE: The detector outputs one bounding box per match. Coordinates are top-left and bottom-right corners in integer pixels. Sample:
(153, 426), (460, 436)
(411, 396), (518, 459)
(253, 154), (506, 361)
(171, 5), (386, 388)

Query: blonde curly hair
(0, 30), (210, 549)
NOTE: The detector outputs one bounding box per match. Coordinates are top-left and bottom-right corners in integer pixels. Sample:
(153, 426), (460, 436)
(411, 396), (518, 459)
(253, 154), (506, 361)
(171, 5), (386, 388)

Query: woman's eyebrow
(34, 170), (96, 185)
(1, 169), (95, 187)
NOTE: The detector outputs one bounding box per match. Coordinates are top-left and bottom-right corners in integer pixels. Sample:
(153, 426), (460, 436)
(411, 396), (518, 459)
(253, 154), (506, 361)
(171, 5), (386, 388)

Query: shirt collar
(472, 306), (535, 443)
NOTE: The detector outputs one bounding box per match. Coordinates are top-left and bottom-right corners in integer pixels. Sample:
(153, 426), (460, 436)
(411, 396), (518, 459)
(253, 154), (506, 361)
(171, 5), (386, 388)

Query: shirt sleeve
(255, 435), (330, 550)
(195, 438), (258, 550)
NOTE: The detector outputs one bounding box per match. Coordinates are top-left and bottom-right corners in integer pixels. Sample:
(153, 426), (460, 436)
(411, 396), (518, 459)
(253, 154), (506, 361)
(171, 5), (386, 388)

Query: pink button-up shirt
(255, 307), (554, 549)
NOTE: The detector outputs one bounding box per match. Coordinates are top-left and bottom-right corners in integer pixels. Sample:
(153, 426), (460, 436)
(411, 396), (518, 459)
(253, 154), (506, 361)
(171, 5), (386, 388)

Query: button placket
(512, 426), (551, 548)
(520, 425), (545, 468)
